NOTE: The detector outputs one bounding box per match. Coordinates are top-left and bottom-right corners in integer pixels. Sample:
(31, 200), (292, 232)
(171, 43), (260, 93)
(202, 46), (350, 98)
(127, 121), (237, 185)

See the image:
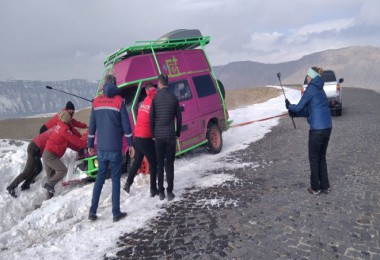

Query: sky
(1, 0), (380, 81)
(0, 86), (300, 259)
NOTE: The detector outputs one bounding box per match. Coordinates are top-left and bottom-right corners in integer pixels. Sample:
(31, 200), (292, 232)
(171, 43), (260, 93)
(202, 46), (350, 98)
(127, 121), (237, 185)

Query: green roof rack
(104, 35), (210, 66)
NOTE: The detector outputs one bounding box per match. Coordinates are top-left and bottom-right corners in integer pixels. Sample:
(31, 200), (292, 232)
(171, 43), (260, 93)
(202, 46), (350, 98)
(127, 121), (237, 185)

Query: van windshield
(120, 86), (139, 113)
(303, 70), (337, 84)
(321, 71), (337, 82)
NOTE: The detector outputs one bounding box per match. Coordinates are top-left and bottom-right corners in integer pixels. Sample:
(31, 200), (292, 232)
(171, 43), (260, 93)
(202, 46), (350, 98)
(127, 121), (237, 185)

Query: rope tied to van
(229, 112), (289, 128)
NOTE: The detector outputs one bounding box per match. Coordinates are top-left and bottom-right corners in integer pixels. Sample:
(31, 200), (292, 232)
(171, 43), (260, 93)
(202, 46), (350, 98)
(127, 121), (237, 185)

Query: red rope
(230, 113), (288, 128)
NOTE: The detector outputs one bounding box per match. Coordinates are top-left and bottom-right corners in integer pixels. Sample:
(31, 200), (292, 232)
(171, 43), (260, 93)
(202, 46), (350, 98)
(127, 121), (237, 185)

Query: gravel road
(111, 87), (380, 259)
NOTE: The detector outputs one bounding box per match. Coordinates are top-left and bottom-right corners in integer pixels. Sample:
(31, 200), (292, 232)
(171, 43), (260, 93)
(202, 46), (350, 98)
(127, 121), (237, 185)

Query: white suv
(302, 70), (344, 116)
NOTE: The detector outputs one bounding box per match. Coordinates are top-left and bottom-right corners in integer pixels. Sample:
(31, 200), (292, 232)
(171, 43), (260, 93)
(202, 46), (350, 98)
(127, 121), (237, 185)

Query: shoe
(159, 191), (165, 201)
(113, 212), (127, 222)
(167, 192), (175, 201)
(321, 188), (331, 194)
(307, 187), (321, 195)
(150, 188), (159, 197)
(88, 213), (98, 221)
(6, 187), (17, 198)
(20, 183), (30, 191)
(43, 183), (55, 194)
(46, 192), (54, 200)
(123, 183), (131, 194)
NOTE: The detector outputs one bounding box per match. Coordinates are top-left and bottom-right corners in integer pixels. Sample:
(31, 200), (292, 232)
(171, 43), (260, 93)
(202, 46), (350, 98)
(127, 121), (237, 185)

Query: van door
(191, 73), (223, 122)
(168, 79), (202, 151)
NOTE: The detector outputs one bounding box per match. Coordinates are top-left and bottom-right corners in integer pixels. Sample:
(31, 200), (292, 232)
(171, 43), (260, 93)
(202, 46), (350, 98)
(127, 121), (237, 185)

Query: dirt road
(112, 87), (380, 259)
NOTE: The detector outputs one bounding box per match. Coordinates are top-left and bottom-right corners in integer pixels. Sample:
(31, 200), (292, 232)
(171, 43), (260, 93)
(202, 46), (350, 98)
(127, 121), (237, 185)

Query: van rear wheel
(206, 124), (223, 154)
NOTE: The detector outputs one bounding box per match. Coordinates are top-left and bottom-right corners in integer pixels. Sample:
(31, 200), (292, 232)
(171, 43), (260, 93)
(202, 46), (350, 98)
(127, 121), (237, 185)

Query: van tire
(206, 123), (223, 154)
(217, 80), (226, 99)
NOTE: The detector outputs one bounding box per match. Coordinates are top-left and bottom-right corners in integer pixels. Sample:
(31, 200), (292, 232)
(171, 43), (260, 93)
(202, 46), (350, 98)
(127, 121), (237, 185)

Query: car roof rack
(104, 32), (210, 66)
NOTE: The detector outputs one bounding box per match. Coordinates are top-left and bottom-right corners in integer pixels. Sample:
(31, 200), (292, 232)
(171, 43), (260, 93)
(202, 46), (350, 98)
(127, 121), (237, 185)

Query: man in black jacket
(150, 74), (182, 201)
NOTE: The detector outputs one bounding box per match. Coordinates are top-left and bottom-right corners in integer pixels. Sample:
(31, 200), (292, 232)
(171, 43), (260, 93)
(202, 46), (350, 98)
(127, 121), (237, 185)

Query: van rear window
(192, 75), (217, 98)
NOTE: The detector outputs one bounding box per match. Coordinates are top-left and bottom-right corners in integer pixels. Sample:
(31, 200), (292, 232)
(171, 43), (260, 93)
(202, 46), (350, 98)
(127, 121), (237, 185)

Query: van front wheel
(206, 124), (223, 154)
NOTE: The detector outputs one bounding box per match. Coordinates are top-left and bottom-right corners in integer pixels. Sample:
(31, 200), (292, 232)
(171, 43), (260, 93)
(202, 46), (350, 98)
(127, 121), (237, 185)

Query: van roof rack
(104, 35), (210, 66)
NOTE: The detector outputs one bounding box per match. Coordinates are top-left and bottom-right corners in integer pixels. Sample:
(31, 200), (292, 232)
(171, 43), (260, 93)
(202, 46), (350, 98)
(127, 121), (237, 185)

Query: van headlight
(94, 159), (99, 168)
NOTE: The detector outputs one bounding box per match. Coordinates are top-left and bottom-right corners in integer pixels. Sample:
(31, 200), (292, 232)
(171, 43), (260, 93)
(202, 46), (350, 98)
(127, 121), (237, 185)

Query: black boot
(6, 187), (17, 198)
(123, 183), (131, 193)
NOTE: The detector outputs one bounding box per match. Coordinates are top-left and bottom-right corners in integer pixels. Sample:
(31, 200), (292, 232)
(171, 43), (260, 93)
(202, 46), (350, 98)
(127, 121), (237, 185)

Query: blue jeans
(90, 150), (123, 218)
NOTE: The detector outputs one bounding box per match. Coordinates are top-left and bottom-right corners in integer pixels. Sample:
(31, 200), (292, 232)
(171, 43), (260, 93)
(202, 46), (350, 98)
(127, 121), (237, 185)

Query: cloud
(0, 0), (379, 80)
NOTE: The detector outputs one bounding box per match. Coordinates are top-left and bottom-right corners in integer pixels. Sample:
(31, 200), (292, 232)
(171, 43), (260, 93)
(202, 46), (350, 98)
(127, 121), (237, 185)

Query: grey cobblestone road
(110, 88), (380, 259)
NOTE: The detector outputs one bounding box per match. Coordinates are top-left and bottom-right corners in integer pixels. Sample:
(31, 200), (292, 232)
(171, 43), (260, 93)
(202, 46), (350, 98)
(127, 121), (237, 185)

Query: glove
(285, 99), (291, 109)
(288, 110), (296, 117)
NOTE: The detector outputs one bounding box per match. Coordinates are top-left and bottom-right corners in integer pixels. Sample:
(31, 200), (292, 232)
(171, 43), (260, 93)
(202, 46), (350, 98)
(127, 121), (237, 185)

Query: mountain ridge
(214, 45), (380, 91)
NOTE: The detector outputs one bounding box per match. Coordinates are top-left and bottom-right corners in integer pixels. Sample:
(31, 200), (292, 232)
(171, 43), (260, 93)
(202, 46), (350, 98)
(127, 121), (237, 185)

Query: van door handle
(180, 105), (185, 112)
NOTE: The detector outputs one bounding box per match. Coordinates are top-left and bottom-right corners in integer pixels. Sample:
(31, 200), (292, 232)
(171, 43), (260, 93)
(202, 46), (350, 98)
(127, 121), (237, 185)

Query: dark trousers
(155, 138), (176, 193)
(308, 128), (332, 190)
(8, 141), (42, 189)
(127, 137), (157, 190)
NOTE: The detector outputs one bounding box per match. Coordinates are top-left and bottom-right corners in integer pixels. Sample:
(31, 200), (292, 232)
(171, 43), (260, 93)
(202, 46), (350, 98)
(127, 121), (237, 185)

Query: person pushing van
(123, 83), (158, 197)
(150, 74), (182, 201)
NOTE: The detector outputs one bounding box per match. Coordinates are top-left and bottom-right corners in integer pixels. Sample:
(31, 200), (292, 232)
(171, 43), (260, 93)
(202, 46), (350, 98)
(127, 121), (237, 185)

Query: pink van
(81, 29), (229, 176)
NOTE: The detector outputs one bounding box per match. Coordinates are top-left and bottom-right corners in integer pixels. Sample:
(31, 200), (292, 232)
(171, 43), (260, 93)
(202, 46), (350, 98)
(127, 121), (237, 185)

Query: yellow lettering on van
(165, 56), (180, 77)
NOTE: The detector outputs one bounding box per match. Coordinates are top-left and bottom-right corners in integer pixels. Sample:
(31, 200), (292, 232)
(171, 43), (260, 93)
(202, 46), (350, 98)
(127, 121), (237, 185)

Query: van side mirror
(339, 78), (344, 84)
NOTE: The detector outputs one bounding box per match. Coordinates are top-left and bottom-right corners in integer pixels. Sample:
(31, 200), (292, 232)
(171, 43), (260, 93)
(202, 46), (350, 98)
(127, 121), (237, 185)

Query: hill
(214, 45), (380, 92)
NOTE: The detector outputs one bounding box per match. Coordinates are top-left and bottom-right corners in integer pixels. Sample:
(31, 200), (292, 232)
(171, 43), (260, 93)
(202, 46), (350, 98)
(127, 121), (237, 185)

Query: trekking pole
(46, 86), (93, 102)
(276, 73), (296, 129)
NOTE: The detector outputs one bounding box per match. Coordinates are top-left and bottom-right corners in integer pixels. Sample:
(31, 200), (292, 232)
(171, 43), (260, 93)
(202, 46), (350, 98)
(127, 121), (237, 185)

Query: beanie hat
(59, 110), (71, 124)
(307, 68), (320, 79)
(65, 101), (75, 111)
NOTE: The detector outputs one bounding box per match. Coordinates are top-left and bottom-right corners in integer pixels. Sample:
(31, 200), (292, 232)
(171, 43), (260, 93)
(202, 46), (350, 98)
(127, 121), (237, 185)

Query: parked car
(302, 69), (344, 116)
(74, 29), (229, 179)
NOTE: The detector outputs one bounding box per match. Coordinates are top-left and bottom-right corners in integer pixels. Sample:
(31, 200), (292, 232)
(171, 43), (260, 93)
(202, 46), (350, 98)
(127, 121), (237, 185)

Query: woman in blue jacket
(286, 67), (332, 195)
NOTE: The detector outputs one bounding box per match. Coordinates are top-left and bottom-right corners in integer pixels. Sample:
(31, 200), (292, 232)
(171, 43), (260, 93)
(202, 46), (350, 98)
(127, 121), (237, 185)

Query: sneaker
(123, 183), (131, 194)
(167, 192), (175, 201)
(150, 188), (159, 197)
(159, 191), (165, 201)
(20, 183), (30, 191)
(307, 187), (321, 195)
(321, 188), (331, 194)
(6, 187), (17, 198)
(88, 213), (98, 221)
(113, 212), (127, 222)
(43, 183), (55, 194)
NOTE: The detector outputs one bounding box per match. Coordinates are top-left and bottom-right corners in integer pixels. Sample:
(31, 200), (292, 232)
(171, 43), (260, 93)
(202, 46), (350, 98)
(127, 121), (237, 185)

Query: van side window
(168, 80), (193, 101)
(192, 75), (217, 98)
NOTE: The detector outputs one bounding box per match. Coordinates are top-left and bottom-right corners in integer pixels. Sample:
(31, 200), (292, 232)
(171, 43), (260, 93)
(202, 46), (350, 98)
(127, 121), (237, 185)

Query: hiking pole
(276, 73), (296, 129)
(46, 86), (93, 102)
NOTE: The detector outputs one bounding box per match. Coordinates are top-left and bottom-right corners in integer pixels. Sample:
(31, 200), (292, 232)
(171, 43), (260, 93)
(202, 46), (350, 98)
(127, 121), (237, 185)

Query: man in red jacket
(40, 101), (87, 137)
(6, 129), (54, 197)
(42, 110), (87, 197)
(123, 83), (158, 197)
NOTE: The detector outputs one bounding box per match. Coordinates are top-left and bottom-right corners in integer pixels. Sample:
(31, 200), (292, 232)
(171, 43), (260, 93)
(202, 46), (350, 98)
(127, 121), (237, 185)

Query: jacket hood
(146, 87), (157, 97)
(103, 83), (120, 98)
(310, 76), (324, 90)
